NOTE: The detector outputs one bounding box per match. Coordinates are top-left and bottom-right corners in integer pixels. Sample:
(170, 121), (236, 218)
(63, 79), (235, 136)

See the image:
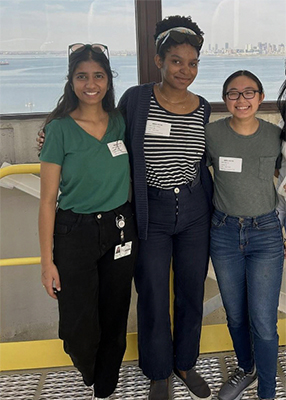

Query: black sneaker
(174, 367), (211, 400)
(218, 366), (258, 400)
(148, 378), (172, 400)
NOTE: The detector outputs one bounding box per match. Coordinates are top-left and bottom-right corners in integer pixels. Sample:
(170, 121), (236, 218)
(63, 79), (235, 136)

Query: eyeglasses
(225, 90), (261, 100)
(158, 30), (204, 52)
(68, 43), (109, 59)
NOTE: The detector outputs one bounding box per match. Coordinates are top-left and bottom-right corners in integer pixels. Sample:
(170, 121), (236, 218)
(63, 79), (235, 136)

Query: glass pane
(162, 0), (286, 101)
(0, 0), (137, 114)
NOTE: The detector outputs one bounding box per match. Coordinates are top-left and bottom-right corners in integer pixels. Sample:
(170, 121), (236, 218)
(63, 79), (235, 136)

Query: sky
(0, 0), (285, 52)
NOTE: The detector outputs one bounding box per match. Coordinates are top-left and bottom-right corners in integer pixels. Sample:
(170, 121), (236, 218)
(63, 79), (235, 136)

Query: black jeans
(53, 202), (138, 398)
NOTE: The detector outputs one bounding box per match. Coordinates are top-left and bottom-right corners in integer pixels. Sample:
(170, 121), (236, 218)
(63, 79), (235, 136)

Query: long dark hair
(154, 15), (204, 59)
(44, 45), (115, 128)
(277, 79), (286, 140)
(222, 70), (264, 100)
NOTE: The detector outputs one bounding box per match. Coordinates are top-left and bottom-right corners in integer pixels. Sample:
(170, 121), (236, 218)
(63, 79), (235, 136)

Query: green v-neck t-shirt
(39, 111), (130, 213)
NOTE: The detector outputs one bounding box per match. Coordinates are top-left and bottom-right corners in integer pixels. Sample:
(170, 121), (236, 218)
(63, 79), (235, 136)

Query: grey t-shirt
(205, 117), (281, 217)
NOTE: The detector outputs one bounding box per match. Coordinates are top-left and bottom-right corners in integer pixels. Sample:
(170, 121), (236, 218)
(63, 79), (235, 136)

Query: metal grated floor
(1, 348), (285, 400)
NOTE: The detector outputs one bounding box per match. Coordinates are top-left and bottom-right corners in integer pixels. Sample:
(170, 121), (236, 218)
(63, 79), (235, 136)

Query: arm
(39, 161), (61, 299)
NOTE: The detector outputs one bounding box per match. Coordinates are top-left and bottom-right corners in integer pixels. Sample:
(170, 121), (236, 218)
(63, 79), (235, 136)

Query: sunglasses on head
(68, 43), (110, 59)
(158, 30), (204, 52)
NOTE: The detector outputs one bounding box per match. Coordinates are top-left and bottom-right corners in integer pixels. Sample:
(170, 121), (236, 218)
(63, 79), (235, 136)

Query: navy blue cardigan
(118, 82), (213, 240)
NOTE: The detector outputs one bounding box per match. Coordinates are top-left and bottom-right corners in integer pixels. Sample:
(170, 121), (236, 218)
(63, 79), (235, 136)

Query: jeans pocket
(54, 222), (74, 236)
(211, 211), (226, 228)
(255, 213), (281, 231)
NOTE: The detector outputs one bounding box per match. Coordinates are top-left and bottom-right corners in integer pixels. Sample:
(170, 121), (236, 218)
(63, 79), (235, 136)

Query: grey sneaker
(218, 366), (258, 400)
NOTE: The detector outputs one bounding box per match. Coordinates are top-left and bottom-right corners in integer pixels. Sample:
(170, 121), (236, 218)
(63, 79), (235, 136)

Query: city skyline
(1, 40), (285, 57)
(203, 41), (286, 56)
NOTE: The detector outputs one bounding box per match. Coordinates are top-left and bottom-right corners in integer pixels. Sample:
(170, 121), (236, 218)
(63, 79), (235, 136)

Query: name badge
(145, 120), (171, 137)
(219, 157), (242, 173)
(107, 140), (127, 157)
(114, 241), (132, 259)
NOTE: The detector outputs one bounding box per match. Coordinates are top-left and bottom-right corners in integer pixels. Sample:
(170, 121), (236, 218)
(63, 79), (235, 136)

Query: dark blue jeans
(135, 182), (211, 380)
(53, 202), (138, 398)
(210, 209), (284, 399)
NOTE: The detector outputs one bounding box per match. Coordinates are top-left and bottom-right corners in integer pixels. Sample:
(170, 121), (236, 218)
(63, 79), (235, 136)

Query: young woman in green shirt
(38, 43), (138, 400)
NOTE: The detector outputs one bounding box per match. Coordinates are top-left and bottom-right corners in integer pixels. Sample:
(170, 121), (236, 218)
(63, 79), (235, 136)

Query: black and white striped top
(144, 94), (206, 189)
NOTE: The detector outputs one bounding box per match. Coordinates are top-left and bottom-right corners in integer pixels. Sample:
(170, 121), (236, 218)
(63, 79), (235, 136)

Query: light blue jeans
(210, 209), (284, 399)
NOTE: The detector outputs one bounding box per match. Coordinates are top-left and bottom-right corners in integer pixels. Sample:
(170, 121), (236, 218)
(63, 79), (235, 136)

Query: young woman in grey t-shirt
(205, 70), (284, 400)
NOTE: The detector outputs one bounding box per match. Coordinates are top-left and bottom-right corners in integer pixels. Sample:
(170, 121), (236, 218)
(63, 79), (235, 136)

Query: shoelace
(228, 368), (247, 385)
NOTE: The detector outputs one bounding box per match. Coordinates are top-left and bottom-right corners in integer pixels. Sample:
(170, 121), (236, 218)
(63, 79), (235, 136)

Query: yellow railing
(0, 257), (41, 267)
(0, 162), (40, 179)
(0, 163), (41, 267)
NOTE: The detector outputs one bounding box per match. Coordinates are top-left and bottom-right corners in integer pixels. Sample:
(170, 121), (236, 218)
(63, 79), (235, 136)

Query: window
(162, 0), (286, 101)
(0, 0), (137, 114)
(1, 0), (285, 114)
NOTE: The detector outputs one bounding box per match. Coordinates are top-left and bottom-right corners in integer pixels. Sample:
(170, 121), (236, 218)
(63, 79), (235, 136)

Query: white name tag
(114, 241), (132, 260)
(145, 120), (171, 137)
(219, 157), (242, 173)
(107, 140), (127, 157)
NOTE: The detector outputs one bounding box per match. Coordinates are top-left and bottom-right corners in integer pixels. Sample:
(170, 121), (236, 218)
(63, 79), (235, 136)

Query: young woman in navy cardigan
(119, 15), (213, 400)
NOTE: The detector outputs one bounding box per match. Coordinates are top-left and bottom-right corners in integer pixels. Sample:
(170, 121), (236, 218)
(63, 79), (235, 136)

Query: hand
(37, 129), (45, 152)
(41, 261), (61, 299)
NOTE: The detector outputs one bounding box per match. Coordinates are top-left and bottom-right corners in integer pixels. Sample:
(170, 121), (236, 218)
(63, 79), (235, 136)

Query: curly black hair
(154, 15), (204, 59)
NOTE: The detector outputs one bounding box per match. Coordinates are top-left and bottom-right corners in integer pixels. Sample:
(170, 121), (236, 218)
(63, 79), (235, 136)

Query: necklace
(157, 84), (190, 108)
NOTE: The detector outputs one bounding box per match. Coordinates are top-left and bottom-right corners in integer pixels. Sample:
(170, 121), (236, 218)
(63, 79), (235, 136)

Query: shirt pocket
(258, 156), (276, 180)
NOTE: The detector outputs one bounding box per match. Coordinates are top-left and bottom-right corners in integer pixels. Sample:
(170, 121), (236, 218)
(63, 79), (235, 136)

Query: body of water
(0, 55), (285, 114)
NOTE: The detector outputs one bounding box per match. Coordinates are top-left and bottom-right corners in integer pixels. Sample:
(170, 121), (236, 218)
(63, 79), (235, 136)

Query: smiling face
(224, 75), (265, 120)
(155, 43), (199, 90)
(71, 60), (109, 108)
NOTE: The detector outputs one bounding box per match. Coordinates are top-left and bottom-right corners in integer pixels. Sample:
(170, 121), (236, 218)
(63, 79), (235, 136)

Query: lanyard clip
(116, 215), (126, 246)
(115, 214), (125, 229)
